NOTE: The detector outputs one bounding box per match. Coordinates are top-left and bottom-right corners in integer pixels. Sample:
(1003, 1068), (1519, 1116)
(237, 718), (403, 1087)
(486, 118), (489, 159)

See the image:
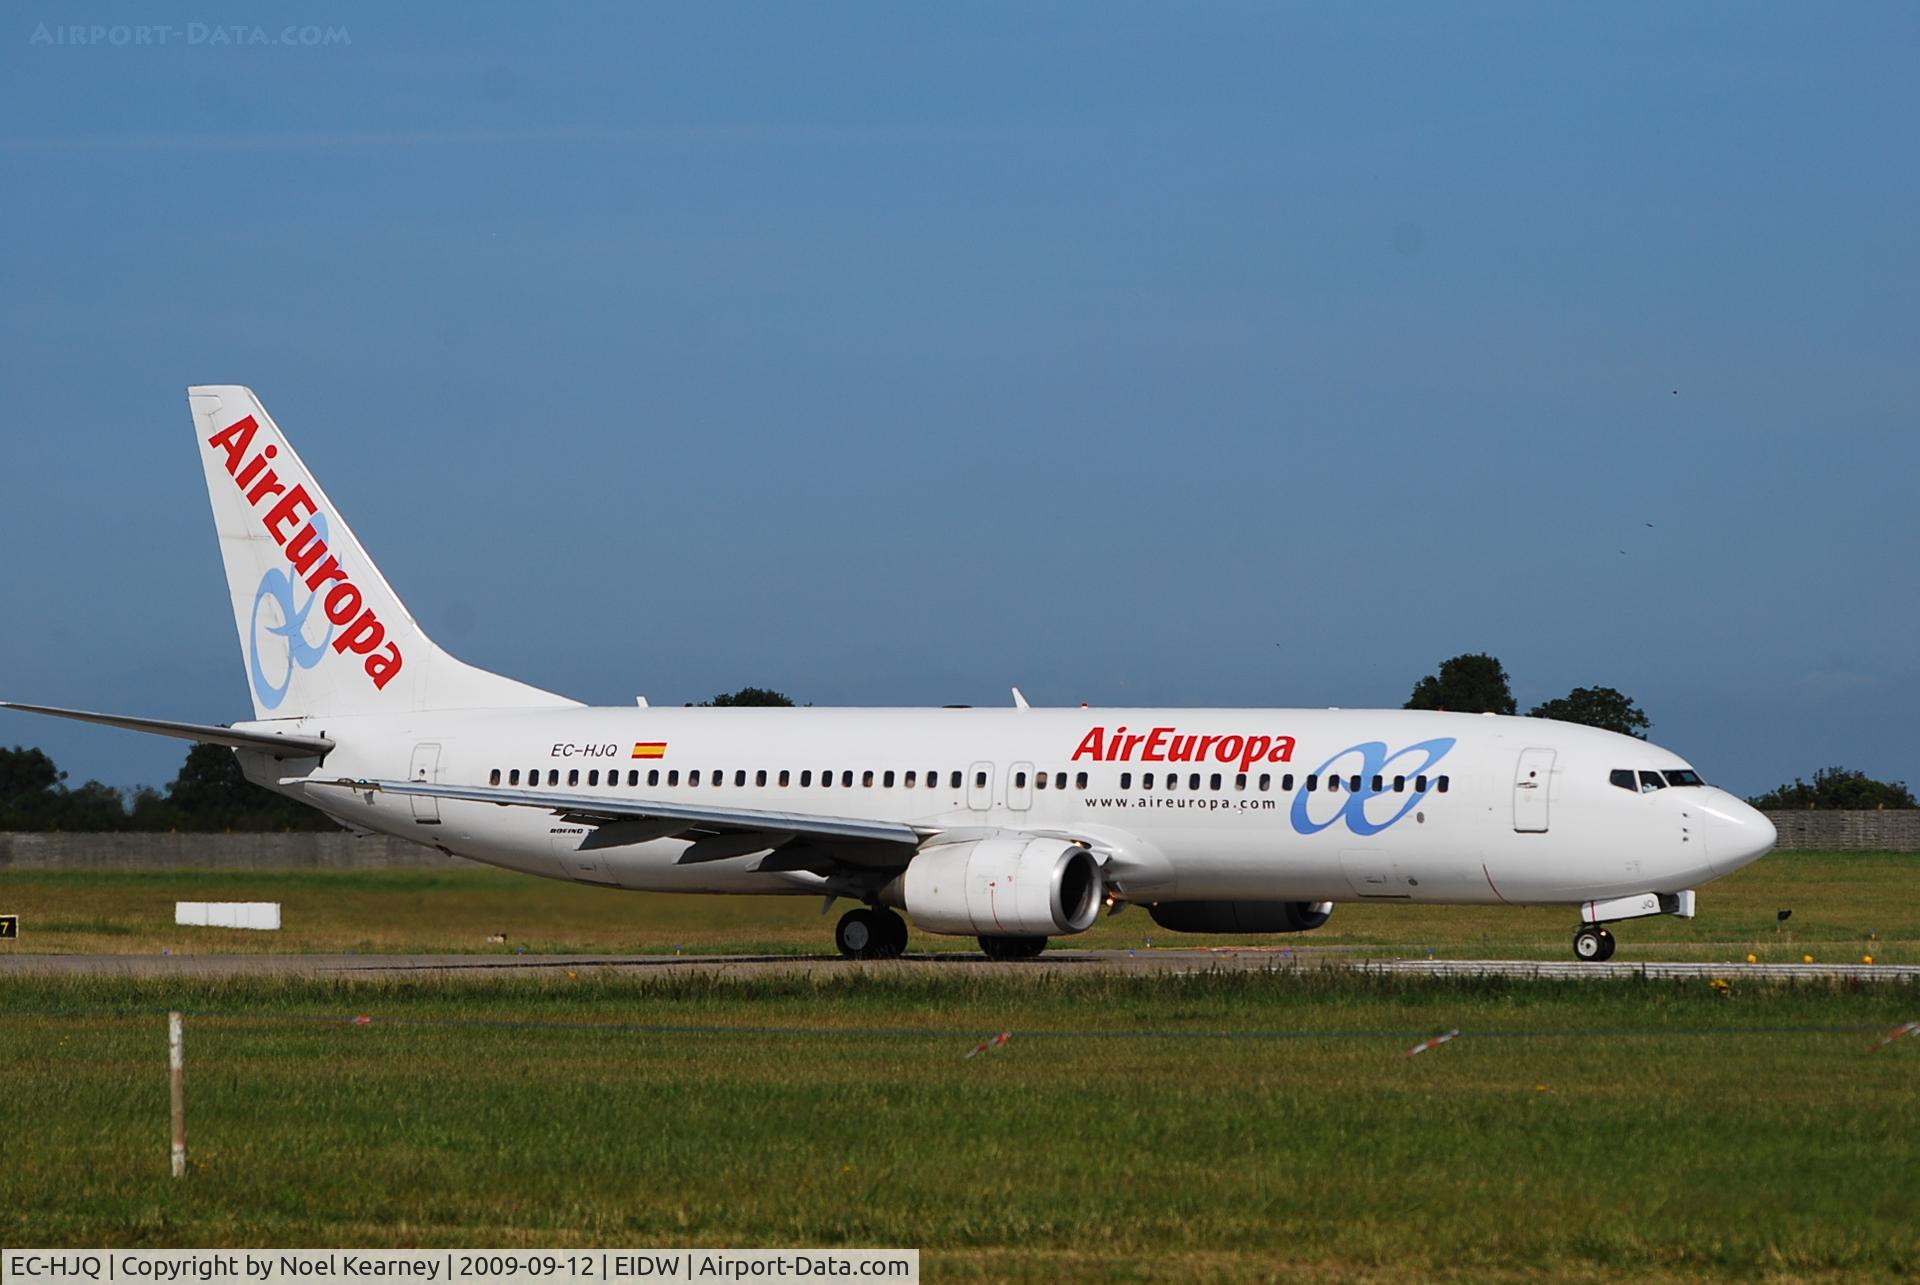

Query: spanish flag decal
(632, 742), (667, 759)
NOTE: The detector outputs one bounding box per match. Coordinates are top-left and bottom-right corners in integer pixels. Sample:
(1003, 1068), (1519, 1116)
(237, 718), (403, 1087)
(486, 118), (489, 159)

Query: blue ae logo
(247, 513), (334, 710)
(1288, 737), (1456, 836)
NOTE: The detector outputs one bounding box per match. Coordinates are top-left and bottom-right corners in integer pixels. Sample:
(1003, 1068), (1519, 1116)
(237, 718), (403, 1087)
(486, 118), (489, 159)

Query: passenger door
(408, 742), (441, 825)
(1008, 761), (1035, 813)
(966, 761), (995, 812)
(1513, 747), (1555, 832)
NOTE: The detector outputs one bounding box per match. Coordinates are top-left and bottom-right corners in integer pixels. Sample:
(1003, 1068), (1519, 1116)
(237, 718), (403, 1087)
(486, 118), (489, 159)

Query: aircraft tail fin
(188, 385), (578, 719)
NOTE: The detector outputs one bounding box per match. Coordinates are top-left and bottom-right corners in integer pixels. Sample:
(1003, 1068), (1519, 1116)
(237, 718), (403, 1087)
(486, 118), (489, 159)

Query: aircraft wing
(306, 777), (929, 855)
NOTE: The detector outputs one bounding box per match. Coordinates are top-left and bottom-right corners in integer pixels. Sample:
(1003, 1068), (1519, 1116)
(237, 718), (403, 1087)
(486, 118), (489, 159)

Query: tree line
(0, 676), (1907, 829)
(1401, 651), (1911, 808)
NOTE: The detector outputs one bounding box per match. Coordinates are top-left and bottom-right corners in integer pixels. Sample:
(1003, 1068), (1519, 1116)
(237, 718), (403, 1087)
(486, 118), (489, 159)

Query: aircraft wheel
(872, 909), (909, 959)
(1573, 925), (1616, 962)
(979, 934), (1048, 961)
(836, 908), (883, 960)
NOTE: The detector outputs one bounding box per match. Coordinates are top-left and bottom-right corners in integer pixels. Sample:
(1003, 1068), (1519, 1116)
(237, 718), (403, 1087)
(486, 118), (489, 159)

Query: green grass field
(1, 969), (1915, 1281)
(1, 849), (1913, 962)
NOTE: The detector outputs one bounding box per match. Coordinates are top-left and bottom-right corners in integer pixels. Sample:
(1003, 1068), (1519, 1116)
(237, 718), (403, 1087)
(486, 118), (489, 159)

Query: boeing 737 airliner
(2, 387), (1776, 960)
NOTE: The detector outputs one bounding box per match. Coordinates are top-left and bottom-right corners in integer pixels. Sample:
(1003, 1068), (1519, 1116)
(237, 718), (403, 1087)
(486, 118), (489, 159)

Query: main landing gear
(1572, 924), (1617, 962)
(835, 906), (909, 960)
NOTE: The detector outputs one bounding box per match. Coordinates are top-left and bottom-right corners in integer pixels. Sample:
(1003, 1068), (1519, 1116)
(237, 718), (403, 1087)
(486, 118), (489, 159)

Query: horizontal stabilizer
(0, 701), (334, 757)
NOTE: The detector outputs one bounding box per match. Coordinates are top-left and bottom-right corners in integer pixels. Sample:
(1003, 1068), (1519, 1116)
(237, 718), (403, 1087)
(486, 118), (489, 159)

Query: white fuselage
(241, 705), (1776, 913)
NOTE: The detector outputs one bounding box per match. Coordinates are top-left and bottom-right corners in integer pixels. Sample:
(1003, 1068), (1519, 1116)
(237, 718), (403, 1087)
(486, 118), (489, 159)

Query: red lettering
(1239, 736), (1271, 773)
(244, 468), (286, 506)
(1168, 735), (1197, 763)
(323, 581), (363, 625)
(1121, 733), (1146, 759)
(304, 555), (347, 592)
(263, 486), (315, 544)
(206, 416), (257, 474)
(332, 609), (385, 656)
(366, 643), (402, 689)
(235, 443), (279, 491)
(1216, 735), (1245, 766)
(1193, 734), (1217, 761)
(1143, 726), (1173, 762)
(1071, 727), (1105, 762)
(1268, 736), (1297, 763)
(286, 524), (328, 576)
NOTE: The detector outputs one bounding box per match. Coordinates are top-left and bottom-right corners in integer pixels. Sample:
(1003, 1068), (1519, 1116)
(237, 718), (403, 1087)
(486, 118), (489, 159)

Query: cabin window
(1143, 773), (1155, 790)
(647, 769), (660, 786)
(1055, 772), (1068, 790)
(1306, 775), (1318, 791)
(1034, 771), (1047, 790)
(1235, 773), (1246, 791)
(667, 770), (680, 786)
(862, 770), (875, 788)
(1166, 773), (1178, 791)
(883, 770), (895, 788)
(1075, 772), (1088, 789)
(502, 769), (515, 786)
(587, 770), (599, 786)
(625, 770), (636, 786)
(903, 771), (916, 788)
(842, 770), (854, 788)
(954, 771), (965, 789)
(1282, 773), (1294, 791)
(688, 770), (701, 787)
(1327, 776), (1339, 793)
(1393, 775), (1405, 792)
(1258, 773), (1271, 791)
(1349, 774), (1362, 793)
(1437, 776), (1451, 793)
(927, 770), (938, 789)
(778, 769), (790, 787)
(563, 769), (576, 786)
(800, 770), (812, 787)
(489, 769), (501, 785)
(973, 771), (986, 789)
(528, 768), (540, 786)
(1210, 773), (1223, 791)
(1014, 771), (1028, 788)
(1414, 775), (1427, 791)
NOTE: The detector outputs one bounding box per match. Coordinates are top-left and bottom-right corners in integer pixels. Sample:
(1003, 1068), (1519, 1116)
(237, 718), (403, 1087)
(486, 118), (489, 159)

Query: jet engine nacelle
(898, 837), (1104, 937)
(1147, 900), (1334, 934)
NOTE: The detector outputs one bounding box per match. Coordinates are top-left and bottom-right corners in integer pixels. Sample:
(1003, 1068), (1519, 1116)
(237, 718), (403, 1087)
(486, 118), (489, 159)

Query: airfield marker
(168, 1011), (186, 1178)
(1868, 1021), (1919, 1053)
(1404, 1029), (1461, 1058)
(966, 1031), (1012, 1059)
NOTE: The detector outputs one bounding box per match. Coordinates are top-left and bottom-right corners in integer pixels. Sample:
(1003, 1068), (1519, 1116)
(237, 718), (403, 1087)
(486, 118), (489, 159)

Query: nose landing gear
(1572, 924), (1616, 962)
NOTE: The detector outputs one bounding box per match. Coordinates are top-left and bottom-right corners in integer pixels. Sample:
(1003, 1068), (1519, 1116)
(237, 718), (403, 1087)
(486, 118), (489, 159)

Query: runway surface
(3, 949), (1916, 982)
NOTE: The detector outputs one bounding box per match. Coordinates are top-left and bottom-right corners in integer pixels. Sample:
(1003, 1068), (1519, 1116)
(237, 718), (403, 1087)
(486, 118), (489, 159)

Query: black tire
(836, 908), (882, 960)
(979, 934), (1048, 961)
(874, 909), (909, 959)
(1573, 926), (1607, 962)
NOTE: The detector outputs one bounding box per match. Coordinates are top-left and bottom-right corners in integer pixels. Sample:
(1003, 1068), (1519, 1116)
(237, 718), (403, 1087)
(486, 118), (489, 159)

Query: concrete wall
(1763, 810), (1920, 852)
(0, 831), (466, 870)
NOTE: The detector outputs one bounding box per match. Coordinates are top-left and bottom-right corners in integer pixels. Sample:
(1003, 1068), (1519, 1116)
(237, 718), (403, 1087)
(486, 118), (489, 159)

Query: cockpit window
(1609, 769), (1636, 792)
(1637, 770), (1666, 793)
(1663, 769), (1705, 787)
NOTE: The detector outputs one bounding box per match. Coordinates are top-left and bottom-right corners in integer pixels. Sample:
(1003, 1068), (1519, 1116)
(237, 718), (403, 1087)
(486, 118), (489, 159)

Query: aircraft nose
(1699, 790), (1777, 876)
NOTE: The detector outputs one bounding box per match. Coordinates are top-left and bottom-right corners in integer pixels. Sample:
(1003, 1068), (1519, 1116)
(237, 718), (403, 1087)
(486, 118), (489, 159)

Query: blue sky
(1, 2), (1913, 799)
